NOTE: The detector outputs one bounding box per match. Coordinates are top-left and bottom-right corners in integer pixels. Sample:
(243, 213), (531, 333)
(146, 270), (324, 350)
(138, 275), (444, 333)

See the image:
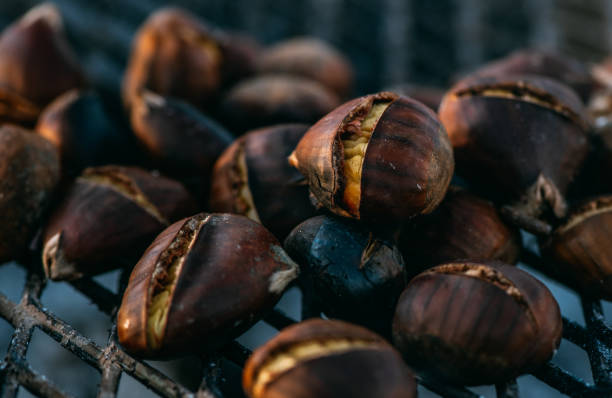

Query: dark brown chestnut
(219, 75), (341, 134)
(400, 187), (521, 271)
(541, 196), (612, 300)
(0, 125), (60, 263)
(42, 166), (197, 280)
(392, 261), (562, 386)
(284, 215), (406, 335)
(122, 8), (258, 110)
(256, 37), (354, 97)
(472, 49), (594, 102)
(0, 4), (84, 112)
(129, 91), (232, 185)
(290, 91), (453, 224)
(36, 90), (131, 176)
(210, 124), (316, 240)
(243, 318), (416, 398)
(117, 213), (299, 358)
(438, 75), (590, 234)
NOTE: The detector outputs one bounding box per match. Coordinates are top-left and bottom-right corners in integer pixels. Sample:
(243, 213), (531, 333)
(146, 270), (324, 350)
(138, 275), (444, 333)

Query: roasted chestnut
(400, 187), (521, 271)
(439, 75), (590, 234)
(392, 261), (562, 386)
(243, 318), (416, 398)
(290, 91), (453, 224)
(284, 215), (406, 335)
(220, 75), (340, 135)
(541, 196), (612, 300)
(256, 37), (354, 97)
(122, 8), (258, 110)
(36, 90), (130, 175)
(129, 91), (232, 185)
(42, 166), (197, 280)
(0, 4), (84, 112)
(210, 124), (316, 239)
(117, 213), (299, 358)
(472, 49), (594, 102)
(0, 125), (60, 263)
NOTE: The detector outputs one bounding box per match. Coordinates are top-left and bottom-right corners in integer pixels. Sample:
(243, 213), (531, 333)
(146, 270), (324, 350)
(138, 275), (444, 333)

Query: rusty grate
(0, 247), (612, 398)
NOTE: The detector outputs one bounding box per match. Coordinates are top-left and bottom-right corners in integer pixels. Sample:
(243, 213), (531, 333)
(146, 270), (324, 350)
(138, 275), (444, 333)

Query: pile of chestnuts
(3, 3), (612, 397)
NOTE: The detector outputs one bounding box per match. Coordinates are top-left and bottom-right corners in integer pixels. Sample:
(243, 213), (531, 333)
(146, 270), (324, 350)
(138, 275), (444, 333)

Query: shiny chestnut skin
(210, 124), (316, 240)
(117, 213), (299, 358)
(219, 75), (340, 134)
(284, 215), (406, 335)
(129, 92), (232, 184)
(473, 49), (594, 102)
(243, 318), (416, 398)
(256, 37), (353, 97)
(439, 75), (590, 232)
(392, 261), (562, 386)
(36, 90), (130, 176)
(42, 166), (197, 280)
(0, 125), (60, 263)
(290, 91), (453, 224)
(122, 8), (258, 110)
(400, 187), (521, 271)
(0, 4), (84, 112)
(541, 196), (612, 300)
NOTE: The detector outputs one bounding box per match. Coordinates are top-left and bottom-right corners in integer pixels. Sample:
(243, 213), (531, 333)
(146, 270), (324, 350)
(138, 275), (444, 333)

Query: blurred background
(0, 0), (611, 397)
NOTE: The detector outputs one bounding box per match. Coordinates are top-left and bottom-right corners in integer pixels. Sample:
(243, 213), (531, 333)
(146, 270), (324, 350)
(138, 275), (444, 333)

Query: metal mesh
(1, 0), (612, 397)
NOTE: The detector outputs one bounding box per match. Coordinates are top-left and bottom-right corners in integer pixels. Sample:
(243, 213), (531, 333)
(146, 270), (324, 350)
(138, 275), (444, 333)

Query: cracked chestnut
(210, 124), (316, 240)
(392, 261), (562, 386)
(117, 213), (299, 358)
(42, 166), (197, 280)
(256, 37), (353, 97)
(0, 4), (84, 117)
(439, 75), (590, 234)
(541, 196), (612, 300)
(220, 75), (340, 134)
(284, 215), (406, 335)
(400, 187), (521, 271)
(290, 91), (453, 223)
(243, 318), (416, 398)
(0, 125), (60, 263)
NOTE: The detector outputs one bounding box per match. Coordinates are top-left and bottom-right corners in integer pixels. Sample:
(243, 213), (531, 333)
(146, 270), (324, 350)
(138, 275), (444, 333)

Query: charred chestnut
(219, 75), (340, 134)
(129, 92), (232, 185)
(0, 4), (84, 113)
(36, 90), (130, 175)
(439, 75), (590, 234)
(284, 215), (406, 335)
(0, 125), (60, 262)
(210, 124), (316, 239)
(256, 37), (353, 97)
(400, 187), (521, 271)
(542, 196), (612, 300)
(117, 213), (299, 358)
(290, 91), (453, 224)
(243, 318), (416, 398)
(392, 261), (562, 386)
(42, 166), (197, 280)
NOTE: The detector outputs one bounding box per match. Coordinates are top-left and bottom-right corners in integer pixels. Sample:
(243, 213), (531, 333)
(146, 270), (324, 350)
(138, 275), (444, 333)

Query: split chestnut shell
(289, 92), (454, 223)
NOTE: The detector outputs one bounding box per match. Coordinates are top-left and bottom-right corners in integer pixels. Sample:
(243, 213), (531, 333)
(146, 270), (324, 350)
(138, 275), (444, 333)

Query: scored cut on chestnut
(117, 213), (299, 358)
(400, 186), (521, 271)
(392, 261), (562, 386)
(243, 318), (417, 398)
(438, 74), (590, 235)
(289, 91), (454, 224)
(0, 124), (60, 263)
(42, 165), (197, 281)
(284, 215), (406, 336)
(541, 196), (612, 300)
(210, 124), (316, 240)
